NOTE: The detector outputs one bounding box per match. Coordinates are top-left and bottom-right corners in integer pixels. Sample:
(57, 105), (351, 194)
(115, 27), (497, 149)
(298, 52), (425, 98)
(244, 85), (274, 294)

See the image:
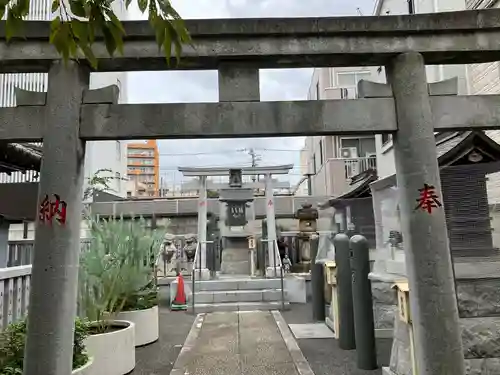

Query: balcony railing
(0, 265), (32, 330)
(319, 156), (377, 197)
(343, 156), (377, 179)
(323, 86), (358, 100)
(0, 170), (39, 183)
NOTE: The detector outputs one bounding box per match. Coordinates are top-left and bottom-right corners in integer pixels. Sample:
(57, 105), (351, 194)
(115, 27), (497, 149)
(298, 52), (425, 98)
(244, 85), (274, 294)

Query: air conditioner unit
(348, 162), (360, 177)
(340, 147), (358, 159)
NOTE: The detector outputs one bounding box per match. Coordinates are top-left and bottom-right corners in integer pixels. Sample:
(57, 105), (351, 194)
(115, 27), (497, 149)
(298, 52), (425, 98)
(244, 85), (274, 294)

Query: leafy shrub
(0, 318), (89, 374)
(78, 216), (163, 333)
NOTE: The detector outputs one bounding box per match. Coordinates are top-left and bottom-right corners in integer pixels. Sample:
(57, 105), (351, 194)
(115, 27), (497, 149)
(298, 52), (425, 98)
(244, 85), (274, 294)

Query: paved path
(282, 304), (392, 375)
(170, 311), (313, 375)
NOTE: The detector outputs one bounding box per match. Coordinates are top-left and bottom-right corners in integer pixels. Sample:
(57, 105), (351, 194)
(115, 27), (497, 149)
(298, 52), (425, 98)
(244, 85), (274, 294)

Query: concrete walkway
(169, 311), (314, 375)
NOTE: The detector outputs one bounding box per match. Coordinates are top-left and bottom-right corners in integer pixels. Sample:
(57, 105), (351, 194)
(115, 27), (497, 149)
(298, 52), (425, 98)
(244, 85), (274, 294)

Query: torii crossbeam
(3, 9), (500, 375)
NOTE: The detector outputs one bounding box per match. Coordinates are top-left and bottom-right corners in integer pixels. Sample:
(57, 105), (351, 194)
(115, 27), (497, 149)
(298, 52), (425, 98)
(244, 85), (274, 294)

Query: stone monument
(219, 168), (254, 275)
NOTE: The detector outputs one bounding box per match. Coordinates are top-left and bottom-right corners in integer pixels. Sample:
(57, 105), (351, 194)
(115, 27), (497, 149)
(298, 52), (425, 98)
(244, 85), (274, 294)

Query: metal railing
(342, 156), (377, 179)
(271, 240), (286, 311)
(0, 265), (32, 330)
(5, 239), (92, 268)
(0, 170), (40, 183)
(191, 241), (201, 315)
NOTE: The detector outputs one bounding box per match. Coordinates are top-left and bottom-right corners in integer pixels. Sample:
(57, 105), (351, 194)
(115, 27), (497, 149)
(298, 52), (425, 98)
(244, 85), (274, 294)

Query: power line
(156, 148), (302, 157)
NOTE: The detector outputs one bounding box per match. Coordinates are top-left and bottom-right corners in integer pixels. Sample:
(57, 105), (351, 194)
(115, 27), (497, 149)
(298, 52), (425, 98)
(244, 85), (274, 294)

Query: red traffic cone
(171, 273), (187, 311)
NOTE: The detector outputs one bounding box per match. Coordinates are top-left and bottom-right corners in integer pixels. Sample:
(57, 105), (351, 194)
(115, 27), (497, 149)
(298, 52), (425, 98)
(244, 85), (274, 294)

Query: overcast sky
(125, 0), (376, 189)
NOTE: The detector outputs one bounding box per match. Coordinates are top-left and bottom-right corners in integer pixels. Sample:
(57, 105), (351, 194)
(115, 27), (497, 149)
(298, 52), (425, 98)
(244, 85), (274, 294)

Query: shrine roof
(371, 130), (500, 191)
(0, 142), (42, 174)
(436, 130), (500, 166)
(319, 169), (377, 208)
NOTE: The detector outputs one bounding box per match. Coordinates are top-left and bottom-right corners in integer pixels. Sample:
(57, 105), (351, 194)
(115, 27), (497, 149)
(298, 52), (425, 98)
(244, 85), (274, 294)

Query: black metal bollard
(207, 242), (216, 279)
(310, 235), (326, 321)
(350, 235), (377, 370)
(334, 233), (356, 350)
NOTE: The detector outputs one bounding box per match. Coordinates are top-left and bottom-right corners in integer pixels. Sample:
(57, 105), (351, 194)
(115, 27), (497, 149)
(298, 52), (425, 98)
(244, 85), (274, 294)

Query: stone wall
(371, 280), (398, 331)
(387, 277), (500, 375)
(388, 315), (500, 375)
(462, 317), (500, 374)
(457, 278), (500, 318)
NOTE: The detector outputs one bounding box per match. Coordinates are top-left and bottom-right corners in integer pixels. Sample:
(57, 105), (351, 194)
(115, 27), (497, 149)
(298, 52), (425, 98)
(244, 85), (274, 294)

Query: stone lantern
(294, 203), (318, 273)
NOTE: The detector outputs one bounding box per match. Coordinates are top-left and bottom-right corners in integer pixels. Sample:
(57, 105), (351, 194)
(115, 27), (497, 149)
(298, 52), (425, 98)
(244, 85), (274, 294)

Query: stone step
(194, 278), (282, 291)
(193, 301), (289, 313)
(195, 289), (285, 304)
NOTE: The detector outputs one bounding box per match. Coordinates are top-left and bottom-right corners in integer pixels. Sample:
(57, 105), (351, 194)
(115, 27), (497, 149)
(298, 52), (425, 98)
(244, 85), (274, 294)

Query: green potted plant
(78, 215), (163, 375)
(0, 318), (92, 375)
(114, 218), (163, 347)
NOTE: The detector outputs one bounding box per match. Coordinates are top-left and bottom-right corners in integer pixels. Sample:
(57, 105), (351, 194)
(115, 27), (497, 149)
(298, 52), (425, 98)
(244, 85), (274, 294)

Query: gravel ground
(132, 286), (195, 375)
(281, 303), (392, 375)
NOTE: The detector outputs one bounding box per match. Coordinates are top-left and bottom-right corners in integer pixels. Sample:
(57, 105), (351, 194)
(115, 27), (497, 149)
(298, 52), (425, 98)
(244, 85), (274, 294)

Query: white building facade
(303, 67), (380, 197)
(372, 0), (468, 179)
(0, 0), (128, 198)
(465, 0), (500, 204)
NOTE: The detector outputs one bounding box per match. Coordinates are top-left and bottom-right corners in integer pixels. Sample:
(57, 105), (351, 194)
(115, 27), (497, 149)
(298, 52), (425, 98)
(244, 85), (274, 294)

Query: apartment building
(466, 0), (500, 204)
(0, 0), (129, 199)
(127, 140), (160, 197)
(372, 0), (468, 179)
(303, 67), (380, 197)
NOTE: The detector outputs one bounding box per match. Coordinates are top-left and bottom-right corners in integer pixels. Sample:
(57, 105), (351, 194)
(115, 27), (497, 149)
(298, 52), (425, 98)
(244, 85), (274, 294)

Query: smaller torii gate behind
(178, 165), (293, 278)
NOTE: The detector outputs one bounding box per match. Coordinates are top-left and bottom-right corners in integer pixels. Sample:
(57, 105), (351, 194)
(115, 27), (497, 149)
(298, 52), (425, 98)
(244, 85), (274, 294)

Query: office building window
(336, 71), (372, 96)
(337, 73), (356, 87)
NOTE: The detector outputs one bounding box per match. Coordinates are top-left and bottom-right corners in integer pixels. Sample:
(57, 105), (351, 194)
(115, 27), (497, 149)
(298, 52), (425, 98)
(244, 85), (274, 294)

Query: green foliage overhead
(0, 318), (89, 374)
(78, 215), (163, 333)
(2, 0), (191, 68)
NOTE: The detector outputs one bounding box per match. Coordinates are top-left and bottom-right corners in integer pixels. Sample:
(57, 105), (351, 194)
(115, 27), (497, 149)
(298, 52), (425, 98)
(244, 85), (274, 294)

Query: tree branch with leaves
(83, 168), (126, 201)
(2, 0), (191, 68)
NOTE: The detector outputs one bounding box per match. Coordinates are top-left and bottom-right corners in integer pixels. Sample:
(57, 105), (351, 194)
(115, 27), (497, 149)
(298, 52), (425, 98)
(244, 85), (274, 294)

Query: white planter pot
(72, 357), (94, 375)
(84, 320), (135, 375)
(117, 306), (159, 346)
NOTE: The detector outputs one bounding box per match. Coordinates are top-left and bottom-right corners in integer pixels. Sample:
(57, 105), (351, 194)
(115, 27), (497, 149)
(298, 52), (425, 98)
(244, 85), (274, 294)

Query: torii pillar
(387, 52), (465, 375)
(264, 173), (281, 277)
(18, 63), (121, 375)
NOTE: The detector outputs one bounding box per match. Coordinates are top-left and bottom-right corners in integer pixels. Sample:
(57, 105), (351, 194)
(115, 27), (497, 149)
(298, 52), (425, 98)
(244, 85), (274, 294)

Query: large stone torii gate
(3, 8), (500, 375)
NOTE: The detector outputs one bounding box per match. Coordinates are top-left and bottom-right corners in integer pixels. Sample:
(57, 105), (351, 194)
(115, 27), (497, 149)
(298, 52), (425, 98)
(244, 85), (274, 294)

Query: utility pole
(246, 148), (261, 182)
